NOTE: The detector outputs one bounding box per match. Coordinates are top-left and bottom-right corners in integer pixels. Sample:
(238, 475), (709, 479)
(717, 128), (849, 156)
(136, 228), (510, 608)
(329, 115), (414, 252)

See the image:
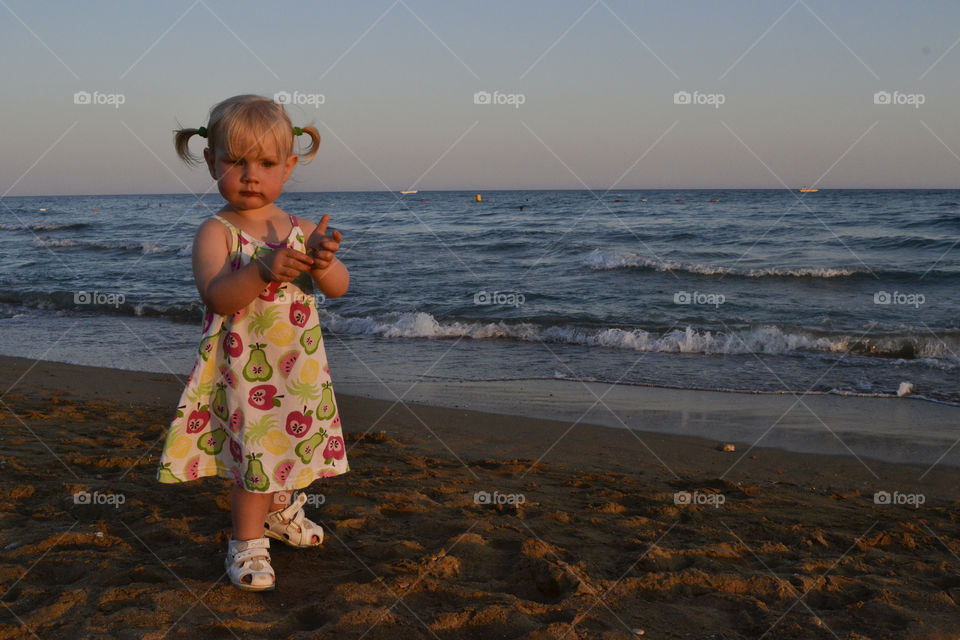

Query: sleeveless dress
(156, 213), (349, 492)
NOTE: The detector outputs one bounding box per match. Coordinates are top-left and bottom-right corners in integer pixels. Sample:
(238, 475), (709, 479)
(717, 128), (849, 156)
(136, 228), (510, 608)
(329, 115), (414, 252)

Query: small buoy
(614, 199), (621, 202)
(475, 193), (482, 202)
(92, 209), (99, 212)
(710, 199), (718, 202)
(718, 443), (736, 452)
(39, 208), (47, 212)
(897, 382), (914, 397)
(675, 198), (682, 202)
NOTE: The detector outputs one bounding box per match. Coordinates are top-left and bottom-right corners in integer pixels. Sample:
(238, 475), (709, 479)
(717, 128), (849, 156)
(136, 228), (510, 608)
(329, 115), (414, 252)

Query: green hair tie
(293, 126), (303, 136)
(197, 126), (207, 138)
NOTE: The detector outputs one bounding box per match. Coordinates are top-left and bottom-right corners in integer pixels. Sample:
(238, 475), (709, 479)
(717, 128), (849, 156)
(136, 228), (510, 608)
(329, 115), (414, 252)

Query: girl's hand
(306, 214), (342, 272)
(255, 247), (314, 283)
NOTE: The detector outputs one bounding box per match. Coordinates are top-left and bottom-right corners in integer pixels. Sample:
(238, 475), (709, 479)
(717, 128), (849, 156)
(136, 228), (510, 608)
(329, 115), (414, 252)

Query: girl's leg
(231, 485), (275, 540)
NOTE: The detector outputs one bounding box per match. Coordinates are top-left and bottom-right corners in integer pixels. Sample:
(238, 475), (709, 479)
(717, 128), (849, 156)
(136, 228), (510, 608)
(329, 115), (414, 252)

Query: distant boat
(400, 189), (418, 195)
(798, 187), (819, 193)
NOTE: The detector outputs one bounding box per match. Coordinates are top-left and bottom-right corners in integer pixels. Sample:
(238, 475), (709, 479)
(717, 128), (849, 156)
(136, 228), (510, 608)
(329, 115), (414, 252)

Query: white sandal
(225, 537), (275, 591)
(264, 492), (324, 548)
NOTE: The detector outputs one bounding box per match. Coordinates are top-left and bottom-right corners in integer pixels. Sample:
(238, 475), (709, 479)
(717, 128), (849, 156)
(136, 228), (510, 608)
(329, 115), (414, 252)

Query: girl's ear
(203, 147), (217, 181)
(282, 154), (298, 183)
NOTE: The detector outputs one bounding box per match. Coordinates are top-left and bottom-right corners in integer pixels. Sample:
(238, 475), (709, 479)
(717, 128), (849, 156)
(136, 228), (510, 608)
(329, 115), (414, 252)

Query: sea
(1, 189), (958, 440)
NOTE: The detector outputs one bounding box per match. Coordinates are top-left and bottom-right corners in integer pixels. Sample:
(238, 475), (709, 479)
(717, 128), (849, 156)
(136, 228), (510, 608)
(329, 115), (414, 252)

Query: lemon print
(296, 467), (313, 488)
(299, 359), (319, 384)
(263, 429), (290, 456)
(205, 456), (221, 476)
(266, 322), (295, 346)
(198, 358), (216, 383)
(167, 435), (193, 459)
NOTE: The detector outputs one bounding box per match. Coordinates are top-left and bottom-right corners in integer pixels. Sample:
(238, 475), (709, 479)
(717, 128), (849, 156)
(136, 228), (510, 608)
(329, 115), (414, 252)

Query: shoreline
(3, 350), (953, 468)
(2, 355), (959, 637)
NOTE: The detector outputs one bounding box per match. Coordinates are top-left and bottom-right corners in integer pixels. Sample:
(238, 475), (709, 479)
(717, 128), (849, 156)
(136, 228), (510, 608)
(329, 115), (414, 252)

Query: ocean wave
(583, 248), (869, 278)
(318, 309), (960, 364)
(0, 293), (203, 322)
(33, 236), (190, 255)
(0, 222), (90, 231)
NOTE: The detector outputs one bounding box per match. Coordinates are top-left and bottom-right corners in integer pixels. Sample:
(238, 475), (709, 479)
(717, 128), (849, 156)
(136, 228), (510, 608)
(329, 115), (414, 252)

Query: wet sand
(0, 355), (958, 639)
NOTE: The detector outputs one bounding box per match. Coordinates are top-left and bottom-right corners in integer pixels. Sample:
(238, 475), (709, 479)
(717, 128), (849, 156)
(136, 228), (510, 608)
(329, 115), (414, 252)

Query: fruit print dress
(157, 213), (349, 492)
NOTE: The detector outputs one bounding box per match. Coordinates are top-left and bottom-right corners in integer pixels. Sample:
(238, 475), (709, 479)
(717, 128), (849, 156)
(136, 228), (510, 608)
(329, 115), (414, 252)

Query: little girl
(157, 94), (349, 591)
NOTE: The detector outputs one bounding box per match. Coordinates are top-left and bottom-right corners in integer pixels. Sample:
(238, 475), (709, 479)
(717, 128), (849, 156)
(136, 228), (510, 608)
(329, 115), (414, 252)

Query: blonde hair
(174, 94), (320, 166)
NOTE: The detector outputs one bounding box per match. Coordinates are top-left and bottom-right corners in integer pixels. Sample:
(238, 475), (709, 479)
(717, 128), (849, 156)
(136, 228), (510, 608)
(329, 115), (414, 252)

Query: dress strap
(213, 215), (242, 270)
(213, 214), (240, 233)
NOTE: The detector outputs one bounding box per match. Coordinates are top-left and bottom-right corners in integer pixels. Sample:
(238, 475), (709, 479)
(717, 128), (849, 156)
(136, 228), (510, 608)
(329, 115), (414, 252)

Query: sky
(1, 0), (959, 195)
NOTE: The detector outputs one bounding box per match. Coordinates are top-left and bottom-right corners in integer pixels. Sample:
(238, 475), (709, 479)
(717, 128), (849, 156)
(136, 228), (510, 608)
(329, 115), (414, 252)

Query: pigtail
(296, 125), (321, 164)
(173, 126), (205, 166)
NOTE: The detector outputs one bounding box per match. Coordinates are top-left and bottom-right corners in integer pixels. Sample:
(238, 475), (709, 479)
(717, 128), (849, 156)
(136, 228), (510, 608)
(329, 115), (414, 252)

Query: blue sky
(1, 0), (959, 195)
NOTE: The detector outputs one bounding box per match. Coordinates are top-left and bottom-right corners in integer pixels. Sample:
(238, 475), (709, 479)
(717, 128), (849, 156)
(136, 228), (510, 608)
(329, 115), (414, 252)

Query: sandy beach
(1, 354), (958, 639)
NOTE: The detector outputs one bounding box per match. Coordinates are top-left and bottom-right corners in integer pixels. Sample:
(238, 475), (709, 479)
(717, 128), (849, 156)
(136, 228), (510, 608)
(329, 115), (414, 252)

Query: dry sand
(0, 355), (958, 639)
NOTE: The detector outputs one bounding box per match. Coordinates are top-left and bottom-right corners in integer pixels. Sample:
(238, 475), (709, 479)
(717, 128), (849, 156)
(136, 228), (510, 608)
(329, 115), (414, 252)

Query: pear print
(212, 383), (229, 421)
(295, 428), (327, 464)
(300, 325), (322, 355)
(316, 381), (336, 420)
(157, 462), (181, 483)
(242, 343), (273, 382)
(198, 327), (223, 362)
(244, 453), (270, 491)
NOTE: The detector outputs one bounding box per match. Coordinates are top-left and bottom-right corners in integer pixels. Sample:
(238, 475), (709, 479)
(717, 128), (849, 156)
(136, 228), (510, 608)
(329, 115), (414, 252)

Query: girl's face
(204, 136), (297, 213)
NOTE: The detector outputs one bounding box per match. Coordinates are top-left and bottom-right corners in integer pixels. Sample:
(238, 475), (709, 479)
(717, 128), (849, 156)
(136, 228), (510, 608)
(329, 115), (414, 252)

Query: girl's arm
(192, 218), (314, 315)
(300, 217), (350, 298)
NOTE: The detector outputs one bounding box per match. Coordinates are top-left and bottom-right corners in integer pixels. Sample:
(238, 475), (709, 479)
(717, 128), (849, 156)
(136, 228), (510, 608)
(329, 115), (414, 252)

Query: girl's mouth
(240, 191), (260, 197)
